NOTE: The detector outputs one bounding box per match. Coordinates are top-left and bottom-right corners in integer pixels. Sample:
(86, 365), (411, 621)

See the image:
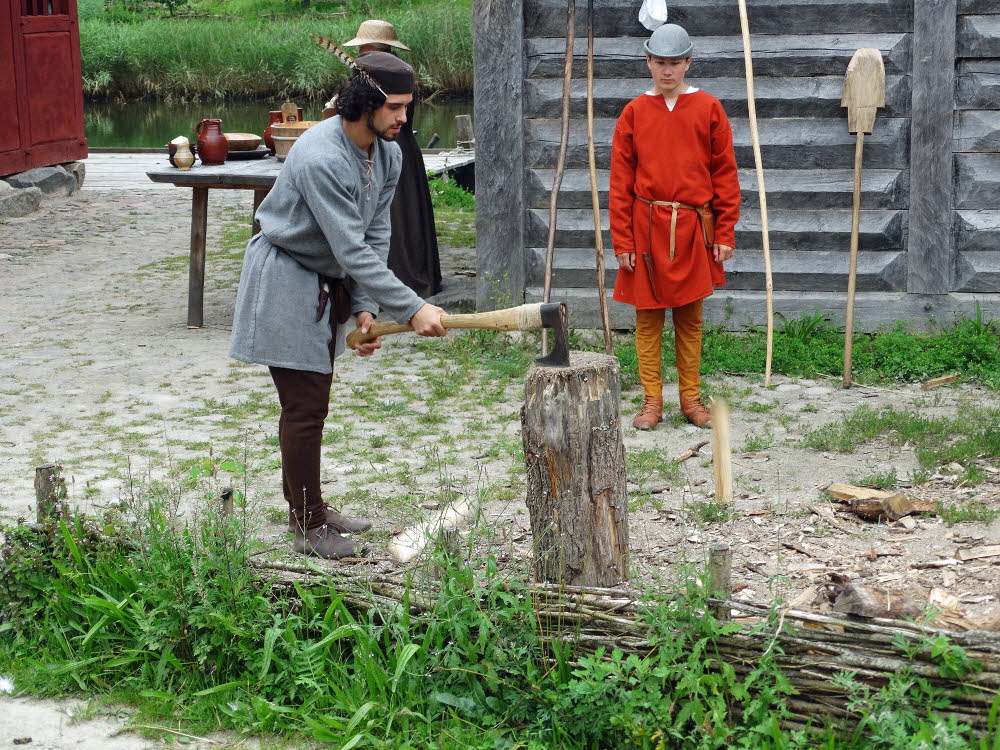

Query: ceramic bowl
(224, 132), (263, 151)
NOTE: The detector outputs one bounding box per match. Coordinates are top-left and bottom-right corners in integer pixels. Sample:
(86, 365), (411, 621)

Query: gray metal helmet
(643, 24), (693, 58)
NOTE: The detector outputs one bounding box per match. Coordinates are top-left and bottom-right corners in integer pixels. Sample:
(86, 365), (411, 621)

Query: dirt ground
(1, 186), (998, 747)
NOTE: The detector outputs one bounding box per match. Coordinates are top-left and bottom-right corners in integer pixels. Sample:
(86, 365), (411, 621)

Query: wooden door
(1, 0), (87, 177)
(0, 0), (26, 175)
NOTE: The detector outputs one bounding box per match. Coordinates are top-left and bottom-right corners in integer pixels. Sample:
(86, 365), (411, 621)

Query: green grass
(803, 404), (999, 484)
(429, 176), (476, 247)
(850, 468), (898, 490)
(4, 464), (1000, 748)
(936, 500), (1000, 526)
(80, 0), (473, 100)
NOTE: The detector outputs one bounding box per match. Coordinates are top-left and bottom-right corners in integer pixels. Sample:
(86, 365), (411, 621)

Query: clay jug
(171, 138), (195, 171)
(196, 119), (228, 166)
(263, 111), (283, 155)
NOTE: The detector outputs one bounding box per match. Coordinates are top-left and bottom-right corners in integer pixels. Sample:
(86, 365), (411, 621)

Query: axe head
(534, 302), (570, 368)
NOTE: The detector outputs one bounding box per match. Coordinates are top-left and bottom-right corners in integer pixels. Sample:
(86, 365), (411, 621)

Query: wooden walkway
(83, 150), (475, 192)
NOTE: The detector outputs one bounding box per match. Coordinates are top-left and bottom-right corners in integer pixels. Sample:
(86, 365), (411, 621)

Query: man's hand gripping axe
(346, 303), (571, 367)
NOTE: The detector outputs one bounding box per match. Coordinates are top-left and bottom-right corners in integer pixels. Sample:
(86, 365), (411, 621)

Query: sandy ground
(0, 186), (998, 746)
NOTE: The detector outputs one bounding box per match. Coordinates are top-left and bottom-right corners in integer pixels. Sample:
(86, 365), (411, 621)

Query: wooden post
(34, 463), (62, 525)
(711, 399), (733, 503)
(251, 189), (267, 237)
(522, 352), (629, 586)
(455, 114), (474, 151)
(473, 0), (525, 311)
(187, 186), (209, 328)
(220, 487), (234, 518)
(708, 543), (732, 620)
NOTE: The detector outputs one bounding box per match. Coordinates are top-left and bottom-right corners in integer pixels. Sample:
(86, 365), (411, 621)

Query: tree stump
(521, 352), (628, 586)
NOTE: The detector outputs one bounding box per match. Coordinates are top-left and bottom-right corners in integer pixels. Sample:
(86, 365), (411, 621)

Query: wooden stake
(708, 543), (732, 620)
(736, 0), (774, 387)
(711, 398), (733, 503)
(586, 0), (613, 354)
(841, 49), (885, 389)
(541, 0), (575, 353)
(34, 463), (62, 525)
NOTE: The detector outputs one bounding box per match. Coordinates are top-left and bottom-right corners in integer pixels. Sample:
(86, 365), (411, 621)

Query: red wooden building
(0, 0), (87, 177)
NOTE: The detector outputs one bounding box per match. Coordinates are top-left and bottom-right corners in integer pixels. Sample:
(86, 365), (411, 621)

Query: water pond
(85, 98), (474, 149)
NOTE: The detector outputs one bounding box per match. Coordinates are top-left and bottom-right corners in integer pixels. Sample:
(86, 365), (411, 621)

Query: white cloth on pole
(638, 0), (668, 31)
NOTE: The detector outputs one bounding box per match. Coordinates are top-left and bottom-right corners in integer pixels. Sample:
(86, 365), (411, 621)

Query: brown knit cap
(355, 51), (414, 95)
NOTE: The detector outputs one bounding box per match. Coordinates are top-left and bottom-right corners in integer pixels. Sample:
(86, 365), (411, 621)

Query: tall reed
(80, 2), (473, 101)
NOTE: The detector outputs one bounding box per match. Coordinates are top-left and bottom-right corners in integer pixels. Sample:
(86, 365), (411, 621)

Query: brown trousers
(635, 299), (704, 402)
(268, 319), (338, 532)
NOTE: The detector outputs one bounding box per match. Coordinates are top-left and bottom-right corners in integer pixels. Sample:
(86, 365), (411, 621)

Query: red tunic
(610, 90), (740, 309)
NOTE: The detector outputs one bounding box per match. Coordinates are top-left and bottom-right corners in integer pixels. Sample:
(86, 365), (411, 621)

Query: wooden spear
(736, 0), (774, 387)
(586, 0), (613, 353)
(840, 48), (885, 389)
(542, 0), (575, 353)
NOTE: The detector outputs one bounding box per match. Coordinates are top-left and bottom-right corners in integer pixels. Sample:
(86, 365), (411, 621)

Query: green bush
(80, 1), (473, 100)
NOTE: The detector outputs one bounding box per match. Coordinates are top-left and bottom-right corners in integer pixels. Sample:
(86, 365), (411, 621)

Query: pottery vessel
(263, 111), (283, 155)
(196, 118), (228, 166)
(173, 140), (195, 171)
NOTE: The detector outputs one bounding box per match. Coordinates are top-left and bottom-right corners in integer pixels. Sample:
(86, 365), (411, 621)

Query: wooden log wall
(473, 0), (1000, 329)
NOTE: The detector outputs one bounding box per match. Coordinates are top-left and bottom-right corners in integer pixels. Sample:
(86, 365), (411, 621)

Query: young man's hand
(410, 304), (448, 337)
(713, 244), (734, 262)
(353, 312), (381, 356)
(616, 252), (636, 272)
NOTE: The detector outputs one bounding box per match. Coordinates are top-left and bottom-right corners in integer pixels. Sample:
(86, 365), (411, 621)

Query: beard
(367, 112), (399, 142)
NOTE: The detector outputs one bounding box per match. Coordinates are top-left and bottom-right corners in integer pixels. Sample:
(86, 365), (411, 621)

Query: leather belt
(636, 196), (715, 262)
(316, 275), (352, 325)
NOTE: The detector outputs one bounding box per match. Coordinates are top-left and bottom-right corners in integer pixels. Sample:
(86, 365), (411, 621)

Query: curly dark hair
(334, 77), (386, 122)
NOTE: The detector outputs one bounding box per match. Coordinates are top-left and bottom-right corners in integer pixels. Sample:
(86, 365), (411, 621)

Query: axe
(345, 302), (571, 367)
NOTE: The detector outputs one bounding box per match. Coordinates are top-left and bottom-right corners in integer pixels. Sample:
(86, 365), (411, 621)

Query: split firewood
(833, 582), (922, 619)
(387, 497), (476, 564)
(910, 558), (962, 569)
(827, 483), (936, 522)
(674, 439), (709, 463)
(955, 544), (1000, 562)
(921, 372), (961, 391)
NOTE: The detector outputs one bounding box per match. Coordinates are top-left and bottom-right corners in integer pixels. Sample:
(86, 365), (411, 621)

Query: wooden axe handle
(345, 304), (545, 350)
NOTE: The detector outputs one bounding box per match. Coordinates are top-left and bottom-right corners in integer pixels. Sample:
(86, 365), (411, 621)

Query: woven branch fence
(254, 559), (1000, 734)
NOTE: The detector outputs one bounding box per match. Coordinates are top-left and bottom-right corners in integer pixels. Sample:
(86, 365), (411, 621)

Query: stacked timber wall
(474, 0), (1000, 329)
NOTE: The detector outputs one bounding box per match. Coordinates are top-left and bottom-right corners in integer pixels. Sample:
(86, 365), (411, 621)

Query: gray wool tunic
(229, 116), (425, 373)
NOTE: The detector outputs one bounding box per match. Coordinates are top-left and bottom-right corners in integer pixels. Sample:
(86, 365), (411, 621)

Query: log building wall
(474, 0), (1000, 329)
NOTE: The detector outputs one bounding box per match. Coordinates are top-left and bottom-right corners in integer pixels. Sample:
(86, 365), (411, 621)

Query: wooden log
(34, 463), (62, 525)
(833, 582), (922, 620)
(708, 543), (733, 621)
(522, 352), (628, 586)
(711, 399), (733, 503)
(921, 373), (961, 391)
(220, 487), (234, 518)
(455, 114), (474, 150)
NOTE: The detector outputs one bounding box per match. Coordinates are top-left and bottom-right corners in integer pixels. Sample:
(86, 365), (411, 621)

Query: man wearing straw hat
(342, 19), (442, 299)
(230, 51), (447, 560)
(610, 23), (740, 430)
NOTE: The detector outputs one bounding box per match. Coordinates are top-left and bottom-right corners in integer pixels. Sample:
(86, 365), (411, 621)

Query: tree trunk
(521, 352), (628, 586)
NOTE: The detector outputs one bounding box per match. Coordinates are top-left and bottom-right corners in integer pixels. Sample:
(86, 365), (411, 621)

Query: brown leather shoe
(288, 505), (373, 534)
(632, 397), (663, 430)
(292, 524), (361, 559)
(680, 395), (712, 427)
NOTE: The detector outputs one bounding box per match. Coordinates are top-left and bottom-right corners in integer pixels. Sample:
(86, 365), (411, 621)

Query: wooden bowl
(224, 132), (262, 151)
(272, 135), (299, 162)
(270, 120), (319, 138)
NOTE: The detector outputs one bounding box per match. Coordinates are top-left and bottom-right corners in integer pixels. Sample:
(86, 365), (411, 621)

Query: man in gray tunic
(230, 52), (446, 559)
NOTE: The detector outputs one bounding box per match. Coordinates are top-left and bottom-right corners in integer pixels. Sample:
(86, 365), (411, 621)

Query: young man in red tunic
(609, 23), (740, 429)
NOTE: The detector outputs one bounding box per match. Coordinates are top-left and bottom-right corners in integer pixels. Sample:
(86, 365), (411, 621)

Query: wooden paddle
(841, 49), (885, 389)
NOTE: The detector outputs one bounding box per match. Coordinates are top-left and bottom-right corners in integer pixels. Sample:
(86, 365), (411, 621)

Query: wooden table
(147, 151), (475, 328)
(146, 156), (281, 327)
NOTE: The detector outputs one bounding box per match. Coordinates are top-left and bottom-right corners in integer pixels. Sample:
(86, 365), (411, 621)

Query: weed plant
(2, 470), (998, 748)
(80, 0), (473, 100)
